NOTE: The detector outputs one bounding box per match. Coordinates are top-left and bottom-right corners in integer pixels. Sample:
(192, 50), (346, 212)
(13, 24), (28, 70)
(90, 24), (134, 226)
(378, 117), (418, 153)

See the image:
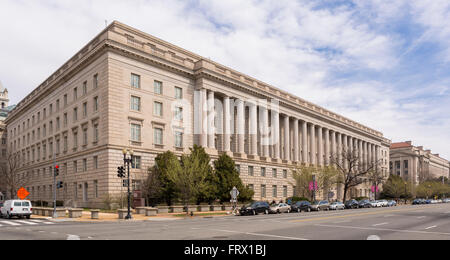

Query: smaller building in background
(390, 141), (450, 185)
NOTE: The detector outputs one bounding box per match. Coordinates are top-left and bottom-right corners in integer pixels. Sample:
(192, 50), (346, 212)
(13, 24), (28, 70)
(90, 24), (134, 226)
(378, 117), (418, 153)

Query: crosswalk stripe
(0, 221), (21, 226)
(15, 220), (38, 225)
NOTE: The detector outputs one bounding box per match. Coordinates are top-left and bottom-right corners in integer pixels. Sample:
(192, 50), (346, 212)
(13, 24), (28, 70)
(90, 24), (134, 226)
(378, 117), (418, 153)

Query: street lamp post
(122, 149), (134, 220)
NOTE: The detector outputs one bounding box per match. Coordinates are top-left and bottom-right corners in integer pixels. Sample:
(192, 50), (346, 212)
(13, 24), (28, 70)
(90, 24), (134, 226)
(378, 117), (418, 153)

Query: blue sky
(0, 0), (449, 159)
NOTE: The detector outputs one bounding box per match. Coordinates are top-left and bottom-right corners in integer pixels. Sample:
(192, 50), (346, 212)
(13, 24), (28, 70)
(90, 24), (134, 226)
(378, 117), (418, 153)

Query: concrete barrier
(91, 210), (100, 219)
(211, 205), (222, 211)
(171, 206), (184, 213)
(199, 205), (211, 212)
(117, 209), (130, 219)
(68, 208), (83, 218)
(186, 205), (199, 213)
(135, 207), (147, 215)
(54, 208), (67, 218)
(157, 206), (169, 214)
(145, 208), (158, 216)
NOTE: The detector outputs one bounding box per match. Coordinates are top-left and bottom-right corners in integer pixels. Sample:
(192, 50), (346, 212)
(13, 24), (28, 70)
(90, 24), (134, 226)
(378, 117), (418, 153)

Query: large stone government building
(5, 21), (390, 208)
(390, 141), (450, 185)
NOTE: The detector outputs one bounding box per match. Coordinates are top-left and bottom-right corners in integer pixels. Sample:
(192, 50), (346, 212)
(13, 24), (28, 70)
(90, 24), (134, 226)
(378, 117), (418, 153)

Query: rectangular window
(83, 128), (88, 146)
(93, 96), (98, 112)
(236, 165), (241, 174)
(261, 167), (266, 177)
(83, 102), (88, 117)
(154, 128), (163, 145)
(283, 169), (288, 179)
(130, 96), (141, 111)
(131, 74), (140, 88)
(272, 169), (277, 178)
(132, 156), (141, 169)
(73, 88), (78, 101)
(94, 180), (98, 198)
(93, 124), (99, 143)
(248, 166), (254, 176)
(174, 107), (183, 121)
(154, 102), (163, 116)
(74, 161), (78, 173)
(283, 186), (288, 197)
(175, 87), (183, 99)
(272, 185), (277, 197)
(64, 94), (68, 106)
(175, 132), (183, 148)
(154, 80), (162, 94)
(83, 159), (87, 172)
(83, 81), (87, 95)
(73, 107), (78, 122)
(93, 156), (98, 170)
(131, 124), (141, 142)
(261, 185), (266, 198)
(93, 74), (98, 89)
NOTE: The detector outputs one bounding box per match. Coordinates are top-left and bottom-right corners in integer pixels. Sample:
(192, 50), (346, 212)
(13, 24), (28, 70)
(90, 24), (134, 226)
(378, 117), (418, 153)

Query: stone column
(343, 135), (348, 169)
(358, 140), (363, 168)
(261, 106), (269, 158)
(223, 96), (231, 152)
(207, 90), (215, 149)
(349, 137), (353, 157)
(237, 99), (245, 154)
(201, 89), (208, 147)
(318, 126), (323, 166)
(293, 119), (299, 162)
(331, 130), (336, 162)
(310, 124), (316, 165)
(272, 110), (280, 159)
(325, 128), (330, 166)
(284, 115), (290, 161)
(337, 132), (342, 164)
(302, 121), (308, 164)
(249, 102), (258, 156)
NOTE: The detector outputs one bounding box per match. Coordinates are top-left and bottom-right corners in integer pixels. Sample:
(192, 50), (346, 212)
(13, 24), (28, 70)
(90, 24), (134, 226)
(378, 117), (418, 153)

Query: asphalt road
(1, 203), (450, 240)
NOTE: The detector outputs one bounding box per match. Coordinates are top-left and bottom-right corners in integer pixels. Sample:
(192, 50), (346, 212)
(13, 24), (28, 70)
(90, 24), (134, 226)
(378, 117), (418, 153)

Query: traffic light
(54, 165), (60, 176)
(57, 181), (64, 189)
(117, 166), (125, 178)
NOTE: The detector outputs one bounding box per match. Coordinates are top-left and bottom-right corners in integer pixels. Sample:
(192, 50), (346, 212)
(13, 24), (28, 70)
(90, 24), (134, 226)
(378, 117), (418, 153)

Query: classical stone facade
(390, 141), (450, 185)
(5, 21), (390, 208)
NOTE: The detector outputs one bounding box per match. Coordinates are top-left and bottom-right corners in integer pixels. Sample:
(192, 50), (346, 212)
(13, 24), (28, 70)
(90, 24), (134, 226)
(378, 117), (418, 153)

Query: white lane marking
(67, 234), (81, 240)
(315, 224), (450, 236)
(0, 221), (21, 226)
(425, 226), (437, 230)
(417, 216), (426, 219)
(372, 222), (389, 227)
(367, 235), (381, 240)
(15, 220), (38, 225)
(191, 227), (308, 240)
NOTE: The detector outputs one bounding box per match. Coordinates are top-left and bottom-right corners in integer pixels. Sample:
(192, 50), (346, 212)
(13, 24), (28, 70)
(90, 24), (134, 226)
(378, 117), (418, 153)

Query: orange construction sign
(17, 187), (30, 200)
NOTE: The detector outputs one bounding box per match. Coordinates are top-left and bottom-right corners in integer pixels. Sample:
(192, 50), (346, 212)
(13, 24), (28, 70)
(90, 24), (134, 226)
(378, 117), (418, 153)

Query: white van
(0, 200), (32, 219)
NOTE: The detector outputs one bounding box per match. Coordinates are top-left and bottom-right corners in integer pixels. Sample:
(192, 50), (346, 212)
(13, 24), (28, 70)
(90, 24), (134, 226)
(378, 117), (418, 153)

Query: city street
(1, 204), (449, 240)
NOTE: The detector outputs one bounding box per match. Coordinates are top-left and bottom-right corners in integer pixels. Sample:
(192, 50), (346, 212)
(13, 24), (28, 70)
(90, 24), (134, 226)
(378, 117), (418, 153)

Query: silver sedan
(329, 202), (345, 210)
(269, 203), (291, 214)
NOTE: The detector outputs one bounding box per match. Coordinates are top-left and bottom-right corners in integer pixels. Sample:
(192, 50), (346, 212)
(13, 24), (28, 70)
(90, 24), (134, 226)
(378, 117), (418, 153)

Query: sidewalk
(32, 210), (231, 222)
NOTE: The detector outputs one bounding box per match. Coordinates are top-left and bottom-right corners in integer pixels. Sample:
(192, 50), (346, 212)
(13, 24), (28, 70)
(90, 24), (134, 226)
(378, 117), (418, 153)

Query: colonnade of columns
(195, 89), (381, 168)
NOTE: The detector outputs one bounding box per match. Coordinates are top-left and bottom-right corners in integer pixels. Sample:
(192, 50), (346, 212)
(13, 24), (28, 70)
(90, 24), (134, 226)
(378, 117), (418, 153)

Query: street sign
(17, 187), (30, 200)
(230, 186), (239, 199)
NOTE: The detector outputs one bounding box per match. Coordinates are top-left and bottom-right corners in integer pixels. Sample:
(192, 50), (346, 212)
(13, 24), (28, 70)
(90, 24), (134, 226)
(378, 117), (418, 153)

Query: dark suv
(344, 199), (359, 209)
(239, 201), (270, 216)
(291, 201), (311, 213)
(358, 200), (371, 208)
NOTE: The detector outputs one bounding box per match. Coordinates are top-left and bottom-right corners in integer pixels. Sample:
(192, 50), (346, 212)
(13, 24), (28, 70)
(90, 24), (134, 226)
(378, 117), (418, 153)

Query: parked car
(413, 199), (426, 205)
(329, 202), (345, 210)
(239, 201), (270, 216)
(344, 199), (359, 209)
(368, 200), (382, 208)
(358, 200), (371, 208)
(269, 203), (291, 214)
(0, 202), (3, 217)
(290, 201), (311, 213)
(387, 200), (397, 207)
(0, 200), (32, 219)
(443, 198), (450, 203)
(378, 200), (389, 207)
(310, 200), (330, 211)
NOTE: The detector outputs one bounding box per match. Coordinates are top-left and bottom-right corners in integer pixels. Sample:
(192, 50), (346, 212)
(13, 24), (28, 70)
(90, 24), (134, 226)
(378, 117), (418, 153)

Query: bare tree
(330, 148), (383, 202)
(0, 152), (23, 200)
